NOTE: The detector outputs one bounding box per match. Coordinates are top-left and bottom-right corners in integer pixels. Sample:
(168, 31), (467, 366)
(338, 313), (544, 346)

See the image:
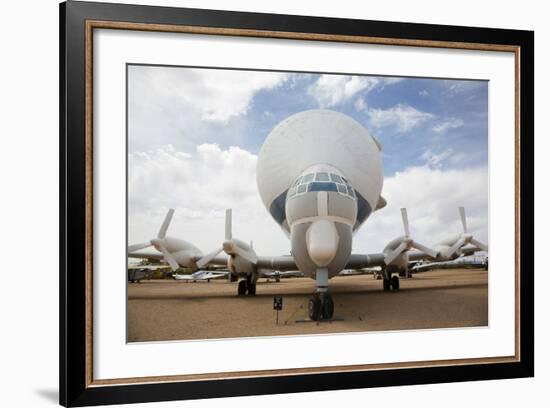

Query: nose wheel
(308, 293), (334, 321)
(307, 268), (335, 321)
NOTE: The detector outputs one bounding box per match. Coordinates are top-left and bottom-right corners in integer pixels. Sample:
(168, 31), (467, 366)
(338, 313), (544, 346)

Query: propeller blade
(157, 208), (175, 239)
(459, 206), (467, 233)
(232, 245), (258, 264)
(470, 238), (488, 252)
(225, 209), (232, 241)
(401, 208), (410, 237)
(411, 241), (438, 258)
(196, 248), (224, 268)
(385, 241), (408, 265)
(127, 242), (152, 253)
(157, 242), (179, 271)
(444, 237), (466, 259)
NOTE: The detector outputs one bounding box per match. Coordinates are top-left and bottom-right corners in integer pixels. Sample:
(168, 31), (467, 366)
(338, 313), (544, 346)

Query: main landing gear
(237, 276), (256, 296)
(308, 268), (335, 321)
(382, 274), (400, 291)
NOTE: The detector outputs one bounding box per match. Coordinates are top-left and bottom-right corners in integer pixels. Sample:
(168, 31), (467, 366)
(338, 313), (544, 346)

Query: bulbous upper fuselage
(256, 110), (384, 278)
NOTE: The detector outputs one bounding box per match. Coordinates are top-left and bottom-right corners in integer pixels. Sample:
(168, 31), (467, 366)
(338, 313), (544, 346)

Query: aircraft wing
(190, 254), (229, 267)
(407, 245), (482, 263)
(256, 255), (298, 272)
(256, 251), (433, 273)
(261, 270), (304, 278)
(345, 253), (386, 269)
(344, 248), (445, 270)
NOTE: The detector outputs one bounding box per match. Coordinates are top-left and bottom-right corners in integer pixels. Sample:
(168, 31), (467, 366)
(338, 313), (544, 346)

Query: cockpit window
(308, 182), (338, 192)
(288, 172), (356, 200)
(287, 187), (296, 197)
(315, 172), (330, 182)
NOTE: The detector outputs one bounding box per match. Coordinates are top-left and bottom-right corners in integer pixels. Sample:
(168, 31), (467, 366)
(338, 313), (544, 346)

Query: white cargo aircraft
(128, 110), (487, 321)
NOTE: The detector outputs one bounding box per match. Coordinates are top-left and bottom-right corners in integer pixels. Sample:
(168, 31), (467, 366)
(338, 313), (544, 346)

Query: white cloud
(367, 104), (434, 132)
(432, 118), (465, 133)
(129, 66), (288, 124)
(355, 165), (488, 252)
(354, 97), (367, 111)
(309, 75), (379, 107)
(128, 144), (291, 255)
(308, 75), (402, 108)
(419, 89), (429, 97)
(421, 148), (454, 168)
(445, 80), (486, 97)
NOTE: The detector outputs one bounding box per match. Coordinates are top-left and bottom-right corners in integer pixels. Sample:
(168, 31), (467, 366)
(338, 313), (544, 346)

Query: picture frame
(59, 0), (534, 406)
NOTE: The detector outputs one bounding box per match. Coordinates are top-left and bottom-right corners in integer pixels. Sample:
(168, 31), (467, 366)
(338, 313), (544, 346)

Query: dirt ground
(127, 268), (488, 342)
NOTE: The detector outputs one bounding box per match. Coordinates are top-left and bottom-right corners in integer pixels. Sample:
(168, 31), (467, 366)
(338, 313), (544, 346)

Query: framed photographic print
(60, 0), (534, 406)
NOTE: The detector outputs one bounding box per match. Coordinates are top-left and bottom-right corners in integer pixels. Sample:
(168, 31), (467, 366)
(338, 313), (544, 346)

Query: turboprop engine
(434, 207), (488, 260)
(196, 209), (258, 295)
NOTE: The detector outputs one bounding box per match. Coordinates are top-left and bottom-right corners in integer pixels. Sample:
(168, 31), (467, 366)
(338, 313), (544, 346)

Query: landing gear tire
(383, 278), (391, 291)
(308, 295), (322, 321)
(247, 283), (256, 296)
(237, 280), (247, 296)
(391, 275), (400, 291)
(322, 295), (334, 319)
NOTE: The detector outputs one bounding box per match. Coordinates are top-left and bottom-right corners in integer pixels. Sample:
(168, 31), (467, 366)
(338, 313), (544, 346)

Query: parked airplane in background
(127, 264), (171, 283)
(173, 270), (228, 282)
(128, 110), (487, 321)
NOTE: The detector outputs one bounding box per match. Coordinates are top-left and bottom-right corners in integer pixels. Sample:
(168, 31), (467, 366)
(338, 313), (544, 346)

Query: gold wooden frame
(84, 20), (521, 388)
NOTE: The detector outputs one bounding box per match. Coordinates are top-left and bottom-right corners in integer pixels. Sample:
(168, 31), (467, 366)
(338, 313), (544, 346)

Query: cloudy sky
(127, 64), (488, 256)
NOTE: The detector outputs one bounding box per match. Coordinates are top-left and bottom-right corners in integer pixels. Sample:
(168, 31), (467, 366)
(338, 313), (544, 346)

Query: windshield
(287, 172), (355, 200)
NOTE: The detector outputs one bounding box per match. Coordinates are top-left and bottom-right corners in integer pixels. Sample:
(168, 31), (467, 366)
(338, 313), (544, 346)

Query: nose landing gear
(308, 293), (334, 321)
(308, 268), (335, 321)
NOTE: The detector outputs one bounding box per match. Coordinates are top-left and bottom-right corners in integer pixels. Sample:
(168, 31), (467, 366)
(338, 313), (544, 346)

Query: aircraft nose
(306, 220), (339, 267)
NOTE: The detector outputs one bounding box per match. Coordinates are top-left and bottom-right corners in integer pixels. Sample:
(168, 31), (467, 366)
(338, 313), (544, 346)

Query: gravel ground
(127, 268), (488, 342)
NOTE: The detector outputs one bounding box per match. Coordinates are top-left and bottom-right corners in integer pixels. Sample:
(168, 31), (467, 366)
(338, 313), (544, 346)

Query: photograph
(126, 65), (489, 342)
(55, 1), (534, 405)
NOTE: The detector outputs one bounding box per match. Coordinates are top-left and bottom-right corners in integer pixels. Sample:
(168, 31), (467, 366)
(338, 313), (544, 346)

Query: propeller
(384, 208), (438, 265)
(157, 208), (174, 239)
(128, 241), (152, 253)
(443, 207), (488, 258)
(127, 209), (180, 271)
(196, 209), (257, 268)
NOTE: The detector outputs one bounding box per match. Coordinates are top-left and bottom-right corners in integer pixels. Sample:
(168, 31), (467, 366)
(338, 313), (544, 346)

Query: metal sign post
(273, 296), (283, 325)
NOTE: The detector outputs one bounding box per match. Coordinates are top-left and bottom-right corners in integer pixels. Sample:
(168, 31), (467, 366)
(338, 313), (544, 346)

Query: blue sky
(247, 74), (487, 176)
(129, 66), (488, 177)
(128, 65), (488, 254)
